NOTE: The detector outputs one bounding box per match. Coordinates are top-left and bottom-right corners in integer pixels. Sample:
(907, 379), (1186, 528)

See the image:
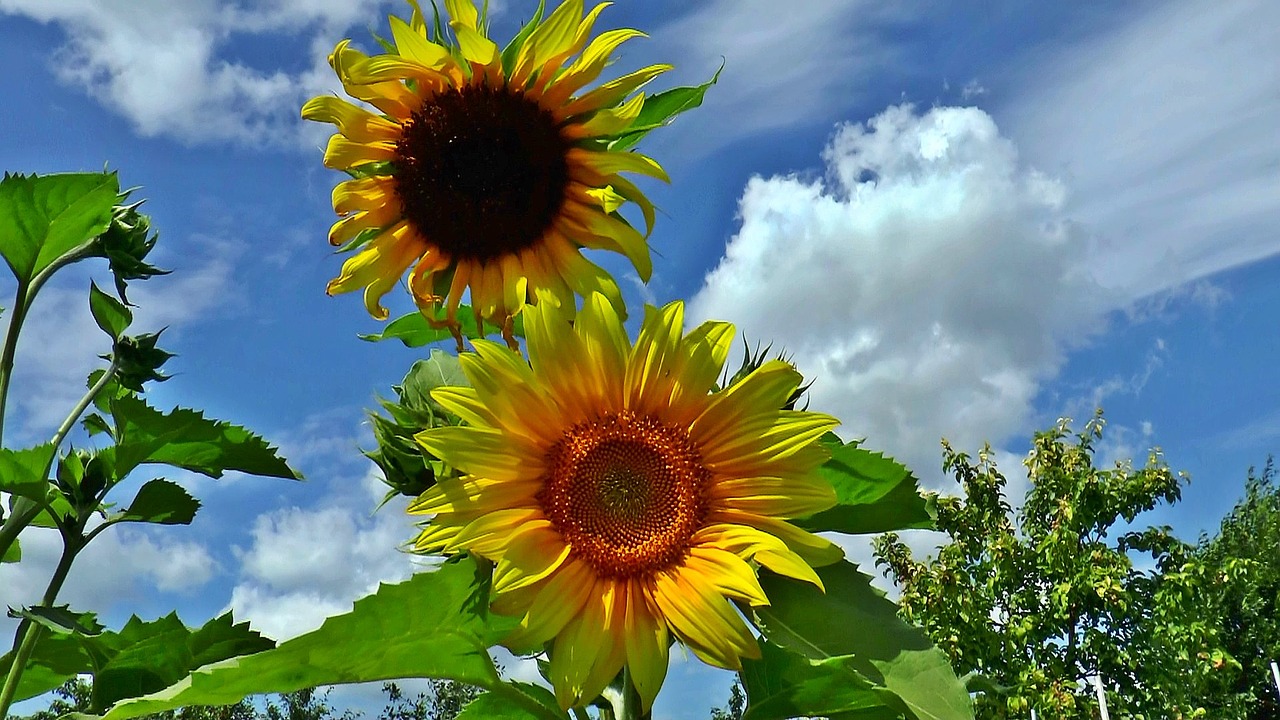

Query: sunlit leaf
(0, 172), (119, 284)
(2, 537), (20, 563)
(0, 442), (55, 502)
(455, 683), (565, 720)
(797, 440), (934, 535)
(114, 478), (200, 525)
(89, 281), (133, 340)
(359, 305), (524, 347)
(609, 65), (722, 151)
(93, 556), (527, 720)
(753, 561), (973, 720)
(9, 606), (105, 636)
(110, 396), (299, 481)
(740, 641), (886, 720)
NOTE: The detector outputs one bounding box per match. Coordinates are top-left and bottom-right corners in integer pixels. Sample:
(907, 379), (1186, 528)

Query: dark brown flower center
(539, 411), (709, 578)
(393, 84), (570, 263)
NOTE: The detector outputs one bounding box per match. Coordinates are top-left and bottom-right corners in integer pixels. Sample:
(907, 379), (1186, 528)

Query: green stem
(618, 666), (648, 720)
(0, 525), (82, 719)
(0, 277), (31, 445)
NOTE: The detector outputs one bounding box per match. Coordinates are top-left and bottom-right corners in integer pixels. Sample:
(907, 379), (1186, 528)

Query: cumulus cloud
(1002, 0), (1280, 297)
(0, 0), (394, 146)
(690, 104), (1111, 483)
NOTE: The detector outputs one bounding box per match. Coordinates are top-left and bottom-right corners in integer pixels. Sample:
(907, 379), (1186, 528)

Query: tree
(873, 414), (1244, 719)
(1199, 458), (1280, 719)
(708, 679), (745, 720)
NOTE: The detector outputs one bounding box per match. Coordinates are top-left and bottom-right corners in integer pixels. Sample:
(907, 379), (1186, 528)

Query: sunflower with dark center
(302, 0), (671, 344)
(410, 294), (846, 711)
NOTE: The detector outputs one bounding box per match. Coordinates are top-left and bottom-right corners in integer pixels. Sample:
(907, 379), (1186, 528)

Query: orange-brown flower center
(538, 411), (709, 578)
(394, 84), (570, 263)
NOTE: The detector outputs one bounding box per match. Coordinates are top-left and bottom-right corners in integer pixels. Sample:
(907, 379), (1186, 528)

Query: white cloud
(0, 0), (394, 146)
(690, 104), (1111, 485)
(1002, 0), (1280, 298)
(225, 472), (425, 640)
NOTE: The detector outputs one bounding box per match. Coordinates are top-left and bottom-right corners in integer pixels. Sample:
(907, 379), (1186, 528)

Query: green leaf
(89, 281), (133, 340)
(96, 556), (524, 720)
(358, 305), (524, 347)
(0, 611), (273, 710)
(10, 606), (105, 636)
(609, 64), (722, 152)
(110, 396), (299, 481)
(0, 442), (54, 502)
(753, 561), (973, 720)
(456, 684), (565, 720)
(499, 0), (545, 76)
(3, 537), (20, 563)
(797, 442), (933, 535)
(114, 478), (200, 525)
(0, 172), (120, 284)
(741, 641), (884, 720)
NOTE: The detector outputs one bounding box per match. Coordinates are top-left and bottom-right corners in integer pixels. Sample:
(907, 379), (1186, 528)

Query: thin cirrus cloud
(0, 0), (395, 146)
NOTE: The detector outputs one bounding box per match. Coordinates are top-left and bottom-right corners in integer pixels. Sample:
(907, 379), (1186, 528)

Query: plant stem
(618, 666), (648, 720)
(0, 278), (31, 445)
(0, 525), (82, 719)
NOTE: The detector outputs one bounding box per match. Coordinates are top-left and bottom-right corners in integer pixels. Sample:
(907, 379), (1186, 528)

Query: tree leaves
(109, 396), (299, 481)
(91, 557), (540, 720)
(0, 172), (119, 284)
(751, 562), (972, 720)
(798, 439), (934, 535)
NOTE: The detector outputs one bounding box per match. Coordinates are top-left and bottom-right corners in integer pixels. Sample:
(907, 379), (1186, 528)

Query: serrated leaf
(110, 396), (299, 481)
(89, 281), (132, 340)
(797, 442), (933, 535)
(741, 641), (884, 720)
(0, 611), (272, 710)
(358, 305), (524, 347)
(115, 478), (200, 525)
(609, 65), (722, 152)
(754, 561), (972, 720)
(10, 606), (105, 636)
(0, 443), (54, 501)
(0, 172), (120, 284)
(96, 556), (527, 720)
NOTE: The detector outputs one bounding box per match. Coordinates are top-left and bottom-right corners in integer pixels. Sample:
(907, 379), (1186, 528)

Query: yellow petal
(444, 0), (479, 29)
(543, 28), (645, 106)
(683, 546), (770, 606)
(623, 581), (669, 711)
(322, 135), (396, 169)
(415, 426), (541, 482)
(492, 525), (572, 594)
(389, 14), (454, 70)
(451, 21), (498, 66)
(301, 96), (401, 143)
(567, 147), (669, 182)
(624, 301), (684, 416)
(504, 558), (594, 651)
(649, 569), (759, 669)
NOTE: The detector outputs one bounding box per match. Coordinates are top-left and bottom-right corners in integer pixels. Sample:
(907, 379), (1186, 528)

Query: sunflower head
(302, 0), (675, 345)
(408, 294), (845, 710)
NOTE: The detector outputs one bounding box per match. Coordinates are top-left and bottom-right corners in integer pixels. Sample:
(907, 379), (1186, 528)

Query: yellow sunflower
(409, 294), (845, 710)
(302, 0), (671, 344)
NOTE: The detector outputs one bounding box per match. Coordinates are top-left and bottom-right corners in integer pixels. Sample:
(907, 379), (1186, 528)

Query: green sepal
(358, 305), (525, 347)
(90, 556), (527, 720)
(112, 478), (201, 526)
(109, 395), (300, 481)
(94, 201), (167, 304)
(89, 281), (133, 340)
(0, 442), (55, 502)
(110, 330), (174, 393)
(499, 0), (546, 76)
(797, 438), (934, 535)
(752, 561), (973, 720)
(608, 63), (722, 152)
(0, 171), (119, 285)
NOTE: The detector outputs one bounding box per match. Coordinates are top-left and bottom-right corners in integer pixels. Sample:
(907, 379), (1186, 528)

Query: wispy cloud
(1001, 0), (1280, 298)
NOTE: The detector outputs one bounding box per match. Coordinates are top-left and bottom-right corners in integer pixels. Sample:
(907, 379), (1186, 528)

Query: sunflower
(302, 0), (671, 345)
(409, 294), (845, 710)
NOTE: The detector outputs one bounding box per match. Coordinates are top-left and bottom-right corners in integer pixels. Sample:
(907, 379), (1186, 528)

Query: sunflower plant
(18, 2), (977, 720)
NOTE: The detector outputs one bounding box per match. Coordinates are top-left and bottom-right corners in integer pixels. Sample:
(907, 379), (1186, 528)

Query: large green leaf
(741, 641), (886, 720)
(94, 556), (530, 720)
(609, 65), (722, 152)
(2, 536), (19, 562)
(0, 611), (270, 710)
(359, 305), (524, 347)
(753, 562), (973, 720)
(455, 683), (564, 720)
(0, 442), (54, 502)
(113, 478), (200, 525)
(0, 172), (119, 284)
(797, 441), (933, 535)
(109, 396), (299, 481)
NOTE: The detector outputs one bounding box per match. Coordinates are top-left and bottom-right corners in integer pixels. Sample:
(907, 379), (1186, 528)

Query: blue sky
(1, 0), (1277, 717)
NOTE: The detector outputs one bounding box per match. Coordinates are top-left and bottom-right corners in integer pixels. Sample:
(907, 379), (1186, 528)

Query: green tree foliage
(708, 680), (744, 720)
(1198, 458), (1280, 719)
(873, 414), (1244, 719)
